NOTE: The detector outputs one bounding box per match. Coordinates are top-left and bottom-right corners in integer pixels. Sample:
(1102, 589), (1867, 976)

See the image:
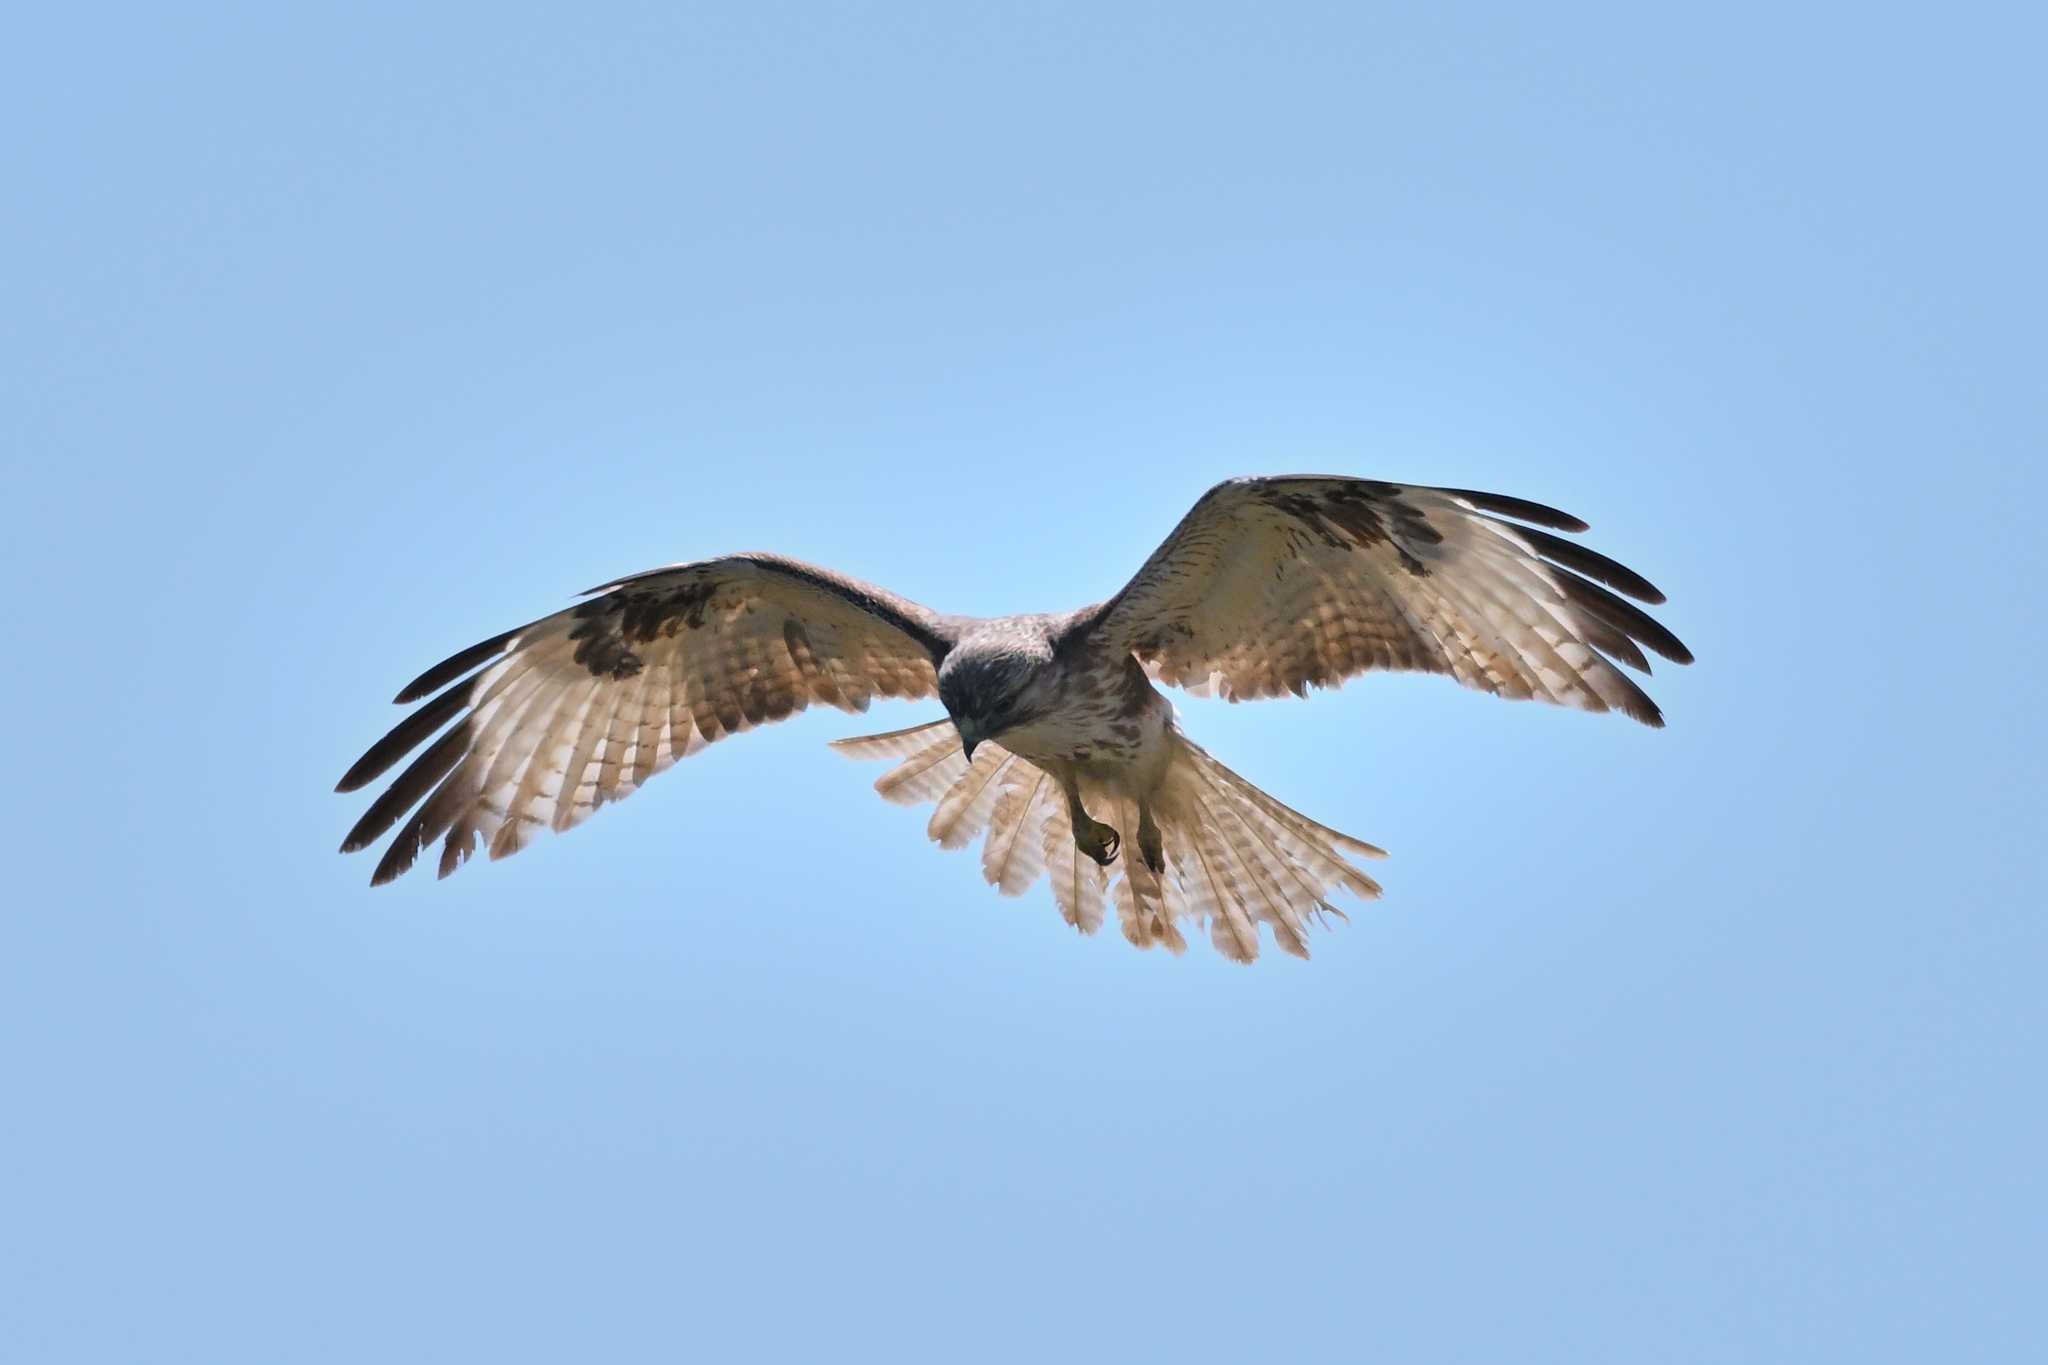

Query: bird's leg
(1056, 762), (1120, 866)
(1136, 803), (1165, 875)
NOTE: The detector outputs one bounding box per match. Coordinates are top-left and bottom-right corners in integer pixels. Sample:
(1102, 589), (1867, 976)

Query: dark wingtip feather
(369, 831), (427, 884)
(368, 784), (471, 884)
(1555, 568), (1693, 667)
(336, 679), (472, 793)
(394, 629), (518, 704)
(1441, 487), (1589, 533)
(1590, 624), (1651, 674)
(1605, 671), (1667, 728)
(338, 723), (471, 856)
(1503, 523), (1668, 604)
(437, 829), (479, 879)
(1635, 612), (1694, 667)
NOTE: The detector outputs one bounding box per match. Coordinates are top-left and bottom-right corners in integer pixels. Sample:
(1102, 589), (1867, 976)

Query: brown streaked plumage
(337, 477), (1693, 961)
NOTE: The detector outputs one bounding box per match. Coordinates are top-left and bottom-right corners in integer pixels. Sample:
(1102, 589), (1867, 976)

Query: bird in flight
(338, 477), (1691, 961)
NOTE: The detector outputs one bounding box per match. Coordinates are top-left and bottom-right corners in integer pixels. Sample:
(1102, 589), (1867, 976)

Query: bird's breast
(1001, 670), (1170, 778)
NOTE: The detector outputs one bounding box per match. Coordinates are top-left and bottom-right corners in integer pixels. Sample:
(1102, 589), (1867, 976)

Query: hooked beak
(956, 718), (983, 763)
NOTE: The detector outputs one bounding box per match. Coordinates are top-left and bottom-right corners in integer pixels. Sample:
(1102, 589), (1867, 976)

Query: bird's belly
(999, 692), (1172, 788)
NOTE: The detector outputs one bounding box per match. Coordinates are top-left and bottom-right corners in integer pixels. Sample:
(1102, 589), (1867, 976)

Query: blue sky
(5, 3), (2043, 1360)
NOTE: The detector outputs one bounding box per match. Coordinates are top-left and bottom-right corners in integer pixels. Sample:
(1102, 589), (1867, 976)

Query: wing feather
(338, 553), (954, 883)
(1081, 478), (1691, 724)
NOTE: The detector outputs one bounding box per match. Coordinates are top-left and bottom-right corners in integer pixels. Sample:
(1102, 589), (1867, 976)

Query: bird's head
(938, 628), (1057, 762)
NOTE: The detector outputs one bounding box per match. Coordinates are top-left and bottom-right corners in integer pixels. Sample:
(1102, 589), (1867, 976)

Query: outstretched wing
(1080, 477), (1692, 724)
(337, 553), (956, 884)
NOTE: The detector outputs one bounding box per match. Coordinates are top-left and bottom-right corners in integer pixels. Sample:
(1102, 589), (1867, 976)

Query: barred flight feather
(1090, 478), (1688, 725)
(337, 554), (948, 884)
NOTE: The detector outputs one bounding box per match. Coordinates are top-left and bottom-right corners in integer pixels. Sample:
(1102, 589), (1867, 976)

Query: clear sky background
(5, 4), (2043, 1361)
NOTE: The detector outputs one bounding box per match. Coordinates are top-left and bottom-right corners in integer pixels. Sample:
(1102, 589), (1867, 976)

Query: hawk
(337, 476), (1691, 961)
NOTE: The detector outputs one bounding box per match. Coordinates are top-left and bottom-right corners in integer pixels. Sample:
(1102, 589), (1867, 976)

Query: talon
(1077, 818), (1120, 866)
(1137, 809), (1165, 875)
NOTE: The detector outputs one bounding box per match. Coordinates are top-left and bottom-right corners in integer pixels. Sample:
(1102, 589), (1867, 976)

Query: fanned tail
(832, 718), (1382, 962)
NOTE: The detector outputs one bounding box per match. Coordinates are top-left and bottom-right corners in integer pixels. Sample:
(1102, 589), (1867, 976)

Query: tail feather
(1195, 747), (1387, 862)
(1185, 784), (1311, 959)
(833, 718), (1381, 961)
(1107, 790), (1186, 954)
(929, 750), (1018, 850)
(1176, 810), (1260, 962)
(1040, 798), (1108, 933)
(1183, 743), (1384, 902)
(827, 718), (958, 761)
(865, 725), (971, 807)
(1188, 762), (1354, 921)
(981, 770), (1051, 896)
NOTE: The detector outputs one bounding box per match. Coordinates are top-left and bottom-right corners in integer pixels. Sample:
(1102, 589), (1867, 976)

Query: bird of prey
(337, 477), (1691, 961)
